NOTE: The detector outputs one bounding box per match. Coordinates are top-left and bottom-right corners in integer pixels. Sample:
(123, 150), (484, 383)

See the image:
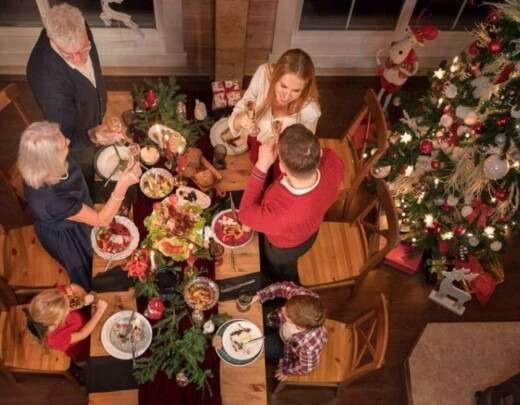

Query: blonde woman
(28, 284), (107, 363)
(18, 121), (141, 290)
(229, 49), (321, 177)
(27, 3), (119, 187)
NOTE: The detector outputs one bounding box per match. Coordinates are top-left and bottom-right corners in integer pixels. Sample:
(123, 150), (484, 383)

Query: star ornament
(424, 214), (434, 227)
(400, 132), (413, 144)
(433, 68), (446, 80)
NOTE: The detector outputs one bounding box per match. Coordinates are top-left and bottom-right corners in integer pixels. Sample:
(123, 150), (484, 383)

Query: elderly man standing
(27, 3), (119, 187)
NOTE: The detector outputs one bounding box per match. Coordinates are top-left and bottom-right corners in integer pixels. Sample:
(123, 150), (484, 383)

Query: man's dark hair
(278, 124), (321, 177)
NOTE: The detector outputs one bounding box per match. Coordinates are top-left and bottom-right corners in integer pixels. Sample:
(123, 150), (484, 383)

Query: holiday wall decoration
(374, 2), (520, 293)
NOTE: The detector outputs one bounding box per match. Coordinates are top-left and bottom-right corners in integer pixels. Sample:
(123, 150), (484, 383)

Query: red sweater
(238, 148), (344, 248)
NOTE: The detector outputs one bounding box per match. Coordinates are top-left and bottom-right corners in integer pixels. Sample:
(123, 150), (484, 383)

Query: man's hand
(256, 137), (278, 173)
(90, 124), (123, 145)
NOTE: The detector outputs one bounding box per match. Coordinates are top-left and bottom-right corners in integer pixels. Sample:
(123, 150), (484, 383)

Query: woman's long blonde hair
(29, 288), (68, 332)
(256, 48), (319, 120)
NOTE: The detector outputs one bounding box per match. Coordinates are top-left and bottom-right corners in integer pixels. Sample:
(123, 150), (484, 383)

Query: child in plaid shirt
(252, 281), (327, 380)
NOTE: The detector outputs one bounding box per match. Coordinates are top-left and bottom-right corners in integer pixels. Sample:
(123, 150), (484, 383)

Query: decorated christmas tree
(374, 1), (520, 288)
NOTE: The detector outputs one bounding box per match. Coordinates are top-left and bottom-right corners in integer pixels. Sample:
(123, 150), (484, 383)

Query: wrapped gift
(212, 80), (241, 110)
(384, 243), (423, 274)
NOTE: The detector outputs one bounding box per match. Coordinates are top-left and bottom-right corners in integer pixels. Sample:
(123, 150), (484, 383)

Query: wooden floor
(1, 76), (519, 405)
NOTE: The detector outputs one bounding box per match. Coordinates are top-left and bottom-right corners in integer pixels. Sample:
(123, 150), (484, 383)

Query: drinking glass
(213, 144), (227, 169)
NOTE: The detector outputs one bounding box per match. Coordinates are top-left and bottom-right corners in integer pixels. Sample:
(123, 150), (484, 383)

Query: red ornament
(431, 159), (441, 170)
(468, 41), (480, 57)
(495, 188), (509, 201)
(488, 40), (503, 55)
(486, 9), (501, 25)
(496, 117), (508, 126)
(144, 298), (165, 320)
(447, 133), (459, 147)
(441, 203), (453, 211)
(426, 222), (441, 235)
(469, 61), (481, 76)
(443, 105), (452, 115)
(453, 224), (466, 236)
(472, 122), (484, 134)
(420, 140), (434, 154)
(494, 63), (515, 85)
(144, 90), (158, 109)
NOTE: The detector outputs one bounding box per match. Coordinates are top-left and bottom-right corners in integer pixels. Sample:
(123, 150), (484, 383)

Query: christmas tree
(374, 1), (520, 284)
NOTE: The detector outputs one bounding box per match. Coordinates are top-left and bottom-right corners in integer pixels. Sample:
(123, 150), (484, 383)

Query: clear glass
(48, 0), (156, 29)
(0, 1), (42, 27)
(412, 0), (489, 31)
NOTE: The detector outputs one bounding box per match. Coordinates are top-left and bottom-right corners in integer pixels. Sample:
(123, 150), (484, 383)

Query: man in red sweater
(239, 124), (344, 282)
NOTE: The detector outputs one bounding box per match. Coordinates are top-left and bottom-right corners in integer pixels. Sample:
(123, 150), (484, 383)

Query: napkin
(91, 266), (131, 293)
(216, 272), (264, 301)
(86, 356), (137, 393)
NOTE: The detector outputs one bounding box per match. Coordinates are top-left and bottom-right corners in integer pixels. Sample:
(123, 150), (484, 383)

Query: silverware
(130, 333), (137, 367)
(220, 278), (256, 293)
(230, 248), (238, 272)
(123, 310), (136, 338)
(229, 193), (238, 221)
(103, 163), (120, 187)
(243, 335), (265, 345)
(103, 259), (113, 272)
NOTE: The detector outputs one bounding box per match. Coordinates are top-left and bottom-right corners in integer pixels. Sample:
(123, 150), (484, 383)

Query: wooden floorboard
(1, 76), (519, 405)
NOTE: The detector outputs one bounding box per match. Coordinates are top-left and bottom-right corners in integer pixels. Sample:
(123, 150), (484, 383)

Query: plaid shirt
(257, 282), (327, 375)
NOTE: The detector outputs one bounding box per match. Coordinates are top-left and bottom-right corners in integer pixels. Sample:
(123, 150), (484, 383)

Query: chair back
(340, 89), (389, 221)
(0, 83), (31, 202)
(343, 293), (389, 384)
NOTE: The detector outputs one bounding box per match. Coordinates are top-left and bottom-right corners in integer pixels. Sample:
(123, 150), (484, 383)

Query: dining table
(87, 91), (266, 405)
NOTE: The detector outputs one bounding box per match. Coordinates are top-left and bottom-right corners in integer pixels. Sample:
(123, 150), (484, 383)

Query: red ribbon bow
(465, 199), (495, 228)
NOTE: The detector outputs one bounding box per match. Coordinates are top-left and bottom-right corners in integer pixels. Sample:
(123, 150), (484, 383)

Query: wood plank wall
(183, 0), (277, 78)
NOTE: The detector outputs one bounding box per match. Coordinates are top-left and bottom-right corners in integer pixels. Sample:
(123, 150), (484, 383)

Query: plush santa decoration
(376, 25), (439, 110)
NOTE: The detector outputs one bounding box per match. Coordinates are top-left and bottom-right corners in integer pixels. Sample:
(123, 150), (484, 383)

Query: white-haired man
(27, 3), (119, 188)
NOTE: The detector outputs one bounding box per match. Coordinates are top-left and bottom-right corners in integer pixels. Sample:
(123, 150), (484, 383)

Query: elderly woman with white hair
(18, 121), (141, 290)
(27, 3), (119, 188)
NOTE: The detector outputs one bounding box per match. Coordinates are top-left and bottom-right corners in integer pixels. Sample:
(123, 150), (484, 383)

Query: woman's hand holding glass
(119, 162), (142, 188)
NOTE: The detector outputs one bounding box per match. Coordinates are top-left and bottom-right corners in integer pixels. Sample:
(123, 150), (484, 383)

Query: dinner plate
(148, 124), (186, 152)
(94, 145), (131, 181)
(211, 209), (254, 249)
(209, 117), (248, 156)
(101, 310), (152, 360)
(139, 168), (175, 199)
(176, 186), (211, 209)
(215, 319), (263, 366)
(91, 215), (140, 261)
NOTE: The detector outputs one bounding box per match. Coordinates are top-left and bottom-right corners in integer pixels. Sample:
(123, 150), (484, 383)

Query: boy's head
(278, 124), (321, 179)
(284, 294), (325, 329)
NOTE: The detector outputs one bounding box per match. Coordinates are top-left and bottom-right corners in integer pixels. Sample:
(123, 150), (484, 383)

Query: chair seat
(1, 305), (70, 372)
(286, 319), (353, 385)
(4, 226), (69, 289)
(298, 221), (368, 288)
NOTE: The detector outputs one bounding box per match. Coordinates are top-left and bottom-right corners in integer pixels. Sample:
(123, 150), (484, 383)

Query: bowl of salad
(91, 215), (140, 261)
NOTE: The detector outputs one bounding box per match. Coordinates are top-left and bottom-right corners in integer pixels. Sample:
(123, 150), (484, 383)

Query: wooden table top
(217, 153), (252, 192)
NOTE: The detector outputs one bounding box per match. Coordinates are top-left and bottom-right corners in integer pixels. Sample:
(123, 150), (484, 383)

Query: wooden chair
(0, 83), (31, 201)
(274, 293), (389, 397)
(297, 180), (399, 292)
(323, 89), (389, 222)
(0, 277), (75, 384)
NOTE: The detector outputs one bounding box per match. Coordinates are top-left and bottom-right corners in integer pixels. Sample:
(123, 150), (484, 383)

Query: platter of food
(140, 168), (175, 199)
(101, 310), (152, 360)
(148, 124), (186, 153)
(183, 277), (219, 311)
(143, 195), (206, 262)
(215, 319), (263, 366)
(209, 117), (248, 155)
(94, 145), (132, 181)
(211, 209), (254, 249)
(91, 215), (139, 261)
(176, 186), (211, 209)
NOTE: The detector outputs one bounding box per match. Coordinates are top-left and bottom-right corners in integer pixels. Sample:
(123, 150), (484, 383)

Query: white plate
(211, 209), (254, 249)
(216, 319), (263, 364)
(91, 215), (140, 261)
(139, 168), (175, 199)
(101, 311), (152, 360)
(95, 145), (131, 181)
(148, 124), (186, 152)
(209, 117), (248, 156)
(176, 186), (211, 209)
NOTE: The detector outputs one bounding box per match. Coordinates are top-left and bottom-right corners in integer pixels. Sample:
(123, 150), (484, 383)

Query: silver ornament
(371, 165), (391, 179)
(495, 133), (507, 147)
(490, 241), (502, 251)
(392, 96), (402, 107)
(176, 371), (190, 387)
(434, 197), (445, 206)
(468, 236), (480, 247)
(483, 154), (509, 180)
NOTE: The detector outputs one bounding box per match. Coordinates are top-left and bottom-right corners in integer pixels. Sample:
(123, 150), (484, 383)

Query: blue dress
(24, 158), (93, 290)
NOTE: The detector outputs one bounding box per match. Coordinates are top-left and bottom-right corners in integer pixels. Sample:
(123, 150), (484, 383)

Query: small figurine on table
(376, 25), (438, 110)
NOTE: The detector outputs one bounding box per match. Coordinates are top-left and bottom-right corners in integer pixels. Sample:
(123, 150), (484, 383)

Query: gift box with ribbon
(384, 243), (423, 274)
(211, 80), (241, 110)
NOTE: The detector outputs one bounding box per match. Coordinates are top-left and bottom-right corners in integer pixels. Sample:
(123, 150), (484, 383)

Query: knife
(123, 310), (136, 338)
(220, 278), (256, 293)
(229, 193), (238, 221)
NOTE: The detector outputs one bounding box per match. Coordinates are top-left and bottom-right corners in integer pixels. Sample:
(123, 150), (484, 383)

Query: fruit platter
(143, 195), (206, 262)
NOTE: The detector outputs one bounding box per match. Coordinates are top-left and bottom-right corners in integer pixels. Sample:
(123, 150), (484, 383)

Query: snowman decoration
(376, 25), (439, 110)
